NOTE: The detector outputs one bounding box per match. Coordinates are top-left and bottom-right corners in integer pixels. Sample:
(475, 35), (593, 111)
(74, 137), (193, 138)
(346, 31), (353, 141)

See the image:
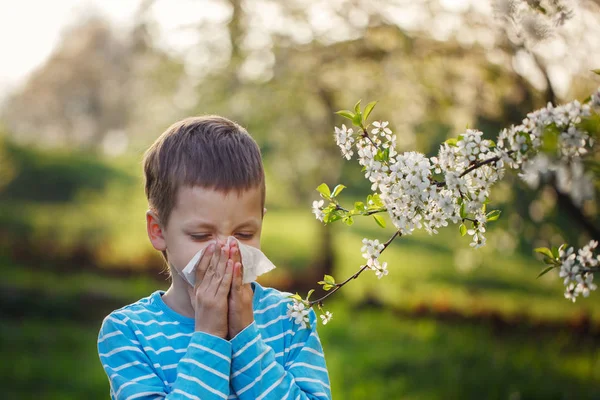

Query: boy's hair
(142, 115), (265, 263)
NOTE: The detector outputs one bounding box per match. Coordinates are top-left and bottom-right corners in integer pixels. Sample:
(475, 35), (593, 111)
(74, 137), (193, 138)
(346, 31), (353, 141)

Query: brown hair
(142, 115), (265, 262)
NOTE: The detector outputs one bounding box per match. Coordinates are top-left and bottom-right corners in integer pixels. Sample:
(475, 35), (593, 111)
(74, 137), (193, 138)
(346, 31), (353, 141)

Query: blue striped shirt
(97, 282), (331, 400)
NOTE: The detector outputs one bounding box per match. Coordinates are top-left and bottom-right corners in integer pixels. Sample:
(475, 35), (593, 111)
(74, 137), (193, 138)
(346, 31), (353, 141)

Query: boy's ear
(146, 210), (167, 251)
(263, 207), (267, 216)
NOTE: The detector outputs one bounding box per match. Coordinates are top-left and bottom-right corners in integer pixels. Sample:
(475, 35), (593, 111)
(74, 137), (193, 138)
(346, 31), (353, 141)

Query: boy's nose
(215, 235), (234, 247)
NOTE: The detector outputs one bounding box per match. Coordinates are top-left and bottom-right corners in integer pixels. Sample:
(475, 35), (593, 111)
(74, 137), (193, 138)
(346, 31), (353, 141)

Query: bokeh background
(1, 0), (599, 399)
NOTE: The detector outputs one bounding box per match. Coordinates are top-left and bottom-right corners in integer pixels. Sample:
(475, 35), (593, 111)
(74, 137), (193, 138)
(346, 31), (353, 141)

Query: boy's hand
(188, 242), (233, 339)
(228, 241), (255, 339)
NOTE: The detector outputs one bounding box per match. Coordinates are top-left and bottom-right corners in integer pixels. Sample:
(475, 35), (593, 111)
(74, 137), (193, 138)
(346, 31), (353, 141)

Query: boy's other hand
(189, 242), (233, 339)
(228, 241), (254, 339)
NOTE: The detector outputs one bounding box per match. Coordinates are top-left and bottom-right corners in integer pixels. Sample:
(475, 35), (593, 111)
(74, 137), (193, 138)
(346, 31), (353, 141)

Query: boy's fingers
(232, 262), (243, 293)
(218, 260), (234, 296)
(194, 243), (215, 284)
(200, 243), (222, 290)
(230, 245), (242, 265)
(211, 245), (229, 295)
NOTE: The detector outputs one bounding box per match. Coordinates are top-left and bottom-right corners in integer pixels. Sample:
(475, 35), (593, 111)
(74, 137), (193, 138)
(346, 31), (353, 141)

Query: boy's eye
(235, 233), (254, 240)
(190, 234), (211, 241)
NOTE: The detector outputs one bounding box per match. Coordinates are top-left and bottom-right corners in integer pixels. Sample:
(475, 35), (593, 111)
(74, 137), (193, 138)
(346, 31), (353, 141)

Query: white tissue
(180, 237), (276, 286)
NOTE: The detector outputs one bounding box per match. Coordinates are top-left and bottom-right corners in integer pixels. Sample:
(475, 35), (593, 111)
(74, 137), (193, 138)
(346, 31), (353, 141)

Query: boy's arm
(98, 315), (232, 400)
(229, 307), (331, 400)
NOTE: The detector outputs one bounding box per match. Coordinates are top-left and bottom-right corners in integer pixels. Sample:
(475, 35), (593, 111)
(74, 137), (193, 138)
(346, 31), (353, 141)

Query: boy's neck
(162, 276), (195, 319)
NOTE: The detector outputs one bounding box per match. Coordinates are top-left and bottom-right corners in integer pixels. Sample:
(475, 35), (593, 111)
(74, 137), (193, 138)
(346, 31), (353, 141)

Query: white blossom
(320, 311), (333, 325)
(557, 241), (598, 302)
(312, 200), (325, 222)
(375, 261), (389, 279)
(361, 238), (384, 260)
(371, 121), (393, 141)
(287, 300), (310, 329)
(334, 124), (355, 160)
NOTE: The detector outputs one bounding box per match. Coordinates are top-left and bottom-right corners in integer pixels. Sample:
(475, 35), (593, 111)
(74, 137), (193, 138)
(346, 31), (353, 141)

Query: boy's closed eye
(190, 233), (254, 241)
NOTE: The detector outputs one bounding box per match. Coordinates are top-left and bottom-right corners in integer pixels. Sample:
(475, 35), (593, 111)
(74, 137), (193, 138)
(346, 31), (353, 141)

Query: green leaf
(289, 293), (303, 301)
(335, 110), (355, 120)
(354, 100), (362, 114)
(537, 266), (555, 278)
(354, 201), (365, 212)
(488, 140), (496, 148)
(316, 183), (331, 199)
(592, 69), (600, 75)
(352, 113), (363, 127)
(363, 101), (377, 122)
(344, 216), (354, 226)
(374, 147), (390, 162)
(543, 256), (557, 265)
(369, 193), (384, 208)
(373, 214), (386, 228)
(551, 246), (559, 259)
(445, 138), (458, 147)
(486, 210), (501, 222)
(306, 289), (315, 301)
(324, 211), (343, 224)
(534, 247), (554, 260)
(324, 274), (336, 285)
(318, 280), (334, 291)
(332, 184), (346, 198)
(460, 224), (467, 236)
(459, 202), (466, 219)
(541, 123), (560, 153)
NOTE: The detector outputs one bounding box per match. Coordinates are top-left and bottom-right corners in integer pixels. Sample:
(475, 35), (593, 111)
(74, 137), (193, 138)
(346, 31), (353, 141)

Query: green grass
(322, 302), (600, 400)
(1, 318), (107, 400)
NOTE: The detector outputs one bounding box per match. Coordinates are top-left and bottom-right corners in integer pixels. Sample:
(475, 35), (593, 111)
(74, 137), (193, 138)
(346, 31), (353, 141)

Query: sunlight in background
(0, 0), (225, 93)
(1, 0), (599, 98)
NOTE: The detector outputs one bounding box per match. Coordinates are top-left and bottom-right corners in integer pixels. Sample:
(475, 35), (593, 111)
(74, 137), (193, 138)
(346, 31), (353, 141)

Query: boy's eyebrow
(183, 219), (260, 230)
(182, 220), (216, 230)
(234, 219), (260, 229)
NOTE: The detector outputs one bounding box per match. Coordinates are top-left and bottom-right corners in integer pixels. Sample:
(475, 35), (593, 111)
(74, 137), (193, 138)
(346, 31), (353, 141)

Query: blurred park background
(1, 0), (600, 399)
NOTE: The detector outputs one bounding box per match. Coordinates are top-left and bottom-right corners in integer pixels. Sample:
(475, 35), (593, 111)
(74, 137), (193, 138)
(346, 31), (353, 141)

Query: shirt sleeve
(98, 315), (232, 400)
(229, 308), (331, 400)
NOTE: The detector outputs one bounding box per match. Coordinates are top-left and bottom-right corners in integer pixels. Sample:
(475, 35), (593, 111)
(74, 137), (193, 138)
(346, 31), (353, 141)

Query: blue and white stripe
(97, 282), (331, 399)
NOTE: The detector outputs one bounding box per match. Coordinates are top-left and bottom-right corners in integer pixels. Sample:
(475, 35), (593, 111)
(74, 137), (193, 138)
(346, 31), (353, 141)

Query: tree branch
(308, 230), (401, 306)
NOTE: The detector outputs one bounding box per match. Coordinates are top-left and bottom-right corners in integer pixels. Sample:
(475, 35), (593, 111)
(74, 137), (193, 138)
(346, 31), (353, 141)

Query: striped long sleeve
(98, 314), (232, 400)
(97, 284), (331, 400)
(229, 308), (330, 399)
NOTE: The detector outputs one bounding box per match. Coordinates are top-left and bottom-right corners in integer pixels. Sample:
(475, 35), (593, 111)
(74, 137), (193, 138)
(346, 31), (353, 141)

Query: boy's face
(147, 185), (264, 274)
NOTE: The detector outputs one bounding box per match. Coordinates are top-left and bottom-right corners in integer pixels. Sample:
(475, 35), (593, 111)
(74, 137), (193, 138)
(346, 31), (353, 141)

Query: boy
(97, 116), (331, 399)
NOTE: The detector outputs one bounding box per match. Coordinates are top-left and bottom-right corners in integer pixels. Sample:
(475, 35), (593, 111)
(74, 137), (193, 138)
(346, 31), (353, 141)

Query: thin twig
(580, 266), (600, 274)
(435, 155), (506, 187)
(308, 230), (401, 306)
(335, 204), (386, 216)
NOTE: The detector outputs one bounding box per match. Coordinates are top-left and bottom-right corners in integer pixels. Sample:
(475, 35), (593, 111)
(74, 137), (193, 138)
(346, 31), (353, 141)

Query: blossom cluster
(334, 121), (504, 249)
(505, 98), (596, 206)
(492, 0), (574, 44)
(361, 239), (388, 279)
(286, 300), (310, 329)
(559, 240), (599, 302)
(298, 89), (599, 327)
(324, 89), (599, 283)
